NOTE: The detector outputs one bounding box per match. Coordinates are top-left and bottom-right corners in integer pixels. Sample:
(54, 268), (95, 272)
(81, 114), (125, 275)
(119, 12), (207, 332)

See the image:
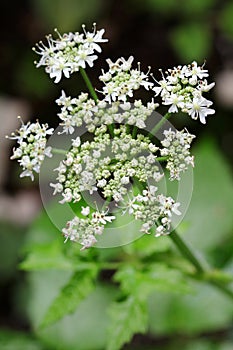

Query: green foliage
(0, 330), (44, 350)
(219, 2), (233, 39)
(170, 23), (212, 62)
(114, 264), (191, 299)
(41, 269), (97, 328)
(19, 241), (74, 271)
(107, 296), (147, 350)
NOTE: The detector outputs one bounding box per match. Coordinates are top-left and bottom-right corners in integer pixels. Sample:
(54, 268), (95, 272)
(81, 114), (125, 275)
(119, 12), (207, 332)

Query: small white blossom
(7, 117), (54, 181)
(33, 24), (108, 83)
(186, 96), (215, 124)
(160, 128), (195, 180)
(81, 206), (90, 216)
(152, 61), (215, 123)
(99, 56), (153, 102)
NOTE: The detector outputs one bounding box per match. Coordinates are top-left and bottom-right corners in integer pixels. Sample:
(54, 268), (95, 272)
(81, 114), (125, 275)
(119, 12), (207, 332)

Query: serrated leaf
(114, 263), (191, 300)
(41, 269), (97, 328)
(107, 296), (147, 350)
(19, 241), (73, 271)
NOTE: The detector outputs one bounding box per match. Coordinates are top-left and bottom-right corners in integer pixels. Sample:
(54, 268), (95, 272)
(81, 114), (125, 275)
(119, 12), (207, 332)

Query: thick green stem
(80, 67), (98, 102)
(150, 112), (171, 136)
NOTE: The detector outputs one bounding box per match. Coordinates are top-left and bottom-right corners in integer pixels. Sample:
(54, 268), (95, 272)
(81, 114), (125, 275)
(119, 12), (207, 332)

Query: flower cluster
(33, 24), (107, 83)
(7, 24), (216, 250)
(153, 61), (215, 124)
(99, 56), (153, 103)
(63, 207), (115, 250)
(50, 125), (162, 204)
(7, 118), (54, 180)
(56, 90), (158, 134)
(160, 128), (195, 180)
(118, 186), (181, 236)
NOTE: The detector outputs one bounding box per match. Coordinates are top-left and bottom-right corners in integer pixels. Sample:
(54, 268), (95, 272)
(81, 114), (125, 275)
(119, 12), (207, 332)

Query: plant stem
(150, 112), (171, 136)
(169, 230), (233, 300)
(156, 156), (168, 162)
(52, 148), (67, 155)
(79, 67), (114, 137)
(80, 67), (98, 102)
(132, 126), (138, 138)
(169, 230), (204, 274)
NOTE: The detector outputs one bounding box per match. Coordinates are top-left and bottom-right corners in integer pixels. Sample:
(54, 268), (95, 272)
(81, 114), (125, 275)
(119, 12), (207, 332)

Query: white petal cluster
(99, 56), (154, 103)
(153, 61), (215, 123)
(50, 125), (162, 204)
(7, 118), (54, 180)
(33, 24), (108, 83)
(119, 186), (181, 236)
(62, 207), (115, 250)
(160, 128), (195, 180)
(56, 90), (158, 134)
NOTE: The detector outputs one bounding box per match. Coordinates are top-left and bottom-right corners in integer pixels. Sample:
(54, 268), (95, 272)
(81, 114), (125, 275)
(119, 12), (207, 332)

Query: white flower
(99, 56), (153, 102)
(160, 128), (195, 180)
(7, 118), (54, 181)
(33, 24), (108, 83)
(81, 206), (90, 216)
(186, 96), (215, 124)
(153, 61), (215, 123)
(163, 94), (185, 113)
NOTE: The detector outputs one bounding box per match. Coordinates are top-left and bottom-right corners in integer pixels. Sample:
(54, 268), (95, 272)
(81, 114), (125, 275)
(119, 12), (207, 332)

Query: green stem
(150, 112), (171, 136)
(132, 126), (138, 138)
(169, 230), (233, 300)
(52, 148), (67, 155)
(156, 156), (168, 162)
(80, 67), (98, 102)
(79, 67), (114, 137)
(169, 230), (204, 274)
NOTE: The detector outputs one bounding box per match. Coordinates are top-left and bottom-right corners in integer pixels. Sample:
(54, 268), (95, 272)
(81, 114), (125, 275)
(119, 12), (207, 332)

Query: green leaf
(107, 296), (147, 350)
(19, 241), (73, 271)
(170, 23), (211, 61)
(122, 231), (171, 257)
(0, 329), (43, 350)
(114, 264), (191, 300)
(41, 269), (97, 328)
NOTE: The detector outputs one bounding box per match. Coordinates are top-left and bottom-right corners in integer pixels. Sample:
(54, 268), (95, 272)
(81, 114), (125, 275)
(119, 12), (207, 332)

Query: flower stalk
(80, 67), (99, 102)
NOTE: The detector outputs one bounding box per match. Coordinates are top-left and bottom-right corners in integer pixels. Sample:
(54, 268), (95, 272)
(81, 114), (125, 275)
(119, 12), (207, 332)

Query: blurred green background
(0, 0), (233, 349)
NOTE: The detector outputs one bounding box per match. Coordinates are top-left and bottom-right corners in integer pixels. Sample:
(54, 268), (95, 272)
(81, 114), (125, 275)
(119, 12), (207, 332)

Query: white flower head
(99, 56), (153, 102)
(7, 117), (54, 181)
(153, 61), (215, 123)
(33, 24), (108, 83)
